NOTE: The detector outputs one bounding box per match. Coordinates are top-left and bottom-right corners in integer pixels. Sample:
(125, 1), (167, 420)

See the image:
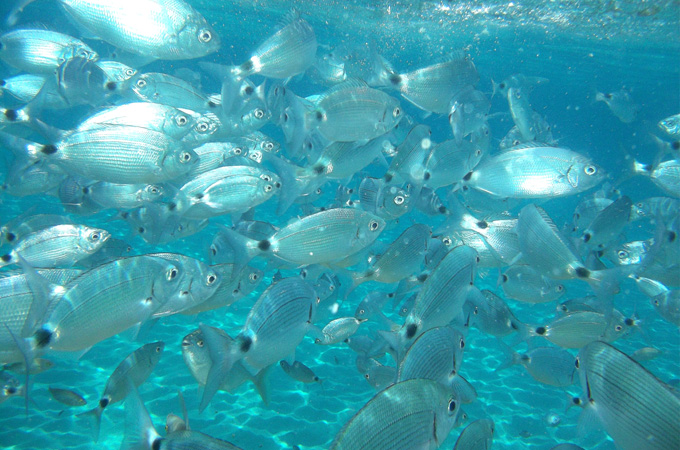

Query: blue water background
(0, 1), (679, 449)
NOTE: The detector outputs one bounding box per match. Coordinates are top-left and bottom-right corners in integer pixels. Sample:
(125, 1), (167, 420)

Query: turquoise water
(0, 0), (679, 449)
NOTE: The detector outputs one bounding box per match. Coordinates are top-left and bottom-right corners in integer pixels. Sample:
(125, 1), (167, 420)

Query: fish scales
(578, 342), (680, 450)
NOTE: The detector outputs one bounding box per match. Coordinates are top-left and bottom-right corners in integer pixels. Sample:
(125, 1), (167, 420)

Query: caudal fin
(77, 405), (103, 442)
(120, 385), (161, 450)
(198, 324), (242, 413)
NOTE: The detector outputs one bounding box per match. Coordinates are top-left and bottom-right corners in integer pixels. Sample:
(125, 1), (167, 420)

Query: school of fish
(0, 0), (678, 449)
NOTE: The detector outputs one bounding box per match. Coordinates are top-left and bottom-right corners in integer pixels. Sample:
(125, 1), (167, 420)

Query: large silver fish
(329, 378), (461, 450)
(45, 0), (220, 60)
(465, 145), (605, 198)
(576, 341), (680, 449)
(0, 29), (97, 74)
(78, 341), (165, 442)
(0, 224), (110, 268)
(453, 418), (495, 450)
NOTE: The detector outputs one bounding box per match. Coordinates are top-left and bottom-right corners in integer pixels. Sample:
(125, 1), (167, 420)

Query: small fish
(658, 113), (680, 138)
(630, 347), (663, 362)
(633, 158), (680, 198)
(49, 387), (86, 407)
(280, 360), (322, 384)
(78, 341), (164, 441)
(501, 264), (566, 304)
(530, 310), (631, 348)
(492, 73), (549, 98)
(315, 317), (366, 345)
(128, 72), (219, 112)
(0, 371), (24, 404)
(3, 358), (54, 375)
(576, 341), (680, 449)
(329, 379), (460, 450)
(466, 289), (526, 338)
(448, 86), (491, 144)
(596, 89), (638, 123)
(507, 86), (536, 141)
(358, 177), (412, 221)
(581, 196), (633, 249)
(497, 345), (576, 387)
(356, 356), (396, 390)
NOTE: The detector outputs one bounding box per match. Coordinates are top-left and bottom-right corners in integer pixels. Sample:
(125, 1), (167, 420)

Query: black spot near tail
(241, 60), (254, 72)
(258, 239), (271, 251)
(405, 323), (418, 339)
(152, 438), (163, 450)
(672, 141), (680, 150)
(384, 173), (393, 182)
(34, 328), (52, 348)
(535, 326), (547, 335)
(575, 267), (590, 278)
(4, 109), (17, 121)
(438, 206), (447, 214)
(105, 81), (117, 91)
(240, 336), (252, 353)
(476, 220), (488, 229)
(5, 232), (16, 242)
(0, 254), (11, 262)
(462, 172), (472, 181)
(583, 233), (591, 243)
(99, 398), (109, 408)
(41, 145), (57, 155)
(389, 73), (402, 85)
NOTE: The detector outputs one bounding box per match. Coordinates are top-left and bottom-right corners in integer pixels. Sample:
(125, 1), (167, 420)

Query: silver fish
(122, 385), (243, 450)
(52, 0), (219, 60)
(315, 317), (366, 345)
(232, 12), (316, 80)
(280, 360), (322, 384)
(633, 158), (680, 198)
(181, 329), (271, 405)
(180, 264), (263, 315)
(0, 29), (97, 74)
(581, 195), (632, 249)
(531, 310), (631, 348)
(576, 341), (680, 449)
(448, 86), (490, 144)
(498, 345), (576, 387)
(501, 264), (566, 304)
(453, 418), (495, 450)
(129, 72), (219, 112)
(78, 341), (164, 442)
(48, 386), (86, 407)
(198, 277), (318, 411)
(507, 86), (536, 141)
(356, 356), (396, 390)
(596, 89), (638, 123)
(465, 145), (605, 198)
(0, 224), (110, 269)
(658, 113), (680, 138)
(423, 139), (484, 189)
(329, 378), (461, 450)
(466, 289), (525, 338)
(0, 74), (47, 103)
(84, 182), (165, 211)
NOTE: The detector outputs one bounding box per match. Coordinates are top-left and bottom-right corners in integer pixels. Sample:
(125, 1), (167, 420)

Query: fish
(0, 29), (97, 74)
(48, 387), (87, 407)
(448, 86), (491, 144)
(231, 12), (316, 80)
(358, 177), (413, 221)
(0, 371), (24, 404)
(596, 89), (638, 123)
(464, 144), (605, 198)
(491, 73), (549, 98)
(501, 264), (566, 303)
(658, 113), (680, 138)
(0, 224), (110, 268)
(121, 385), (243, 450)
(530, 310), (631, 348)
(497, 345), (576, 387)
(453, 418), (495, 450)
(465, 289), (526, 338)
(78, 341), (164, 441)
(181, 329), (271, 405)
(630, 347), (663, 362)
(397, 326), (477, 403)
(633, 158), (680, 198)
(576, 341), (680, 449)
(423, 138), (484, 189)
(315, 317), (367, 345)
(329, 378), (461, 450)
(384, 245), (477, 357)
(580, 195), (633, 249)
(218, 208), (386, 269)
(280, 360), (322, 384)
(355, 356), (396, 391)
(198, 276), (319, 411)
(13, 0), (221, 61)
(128, 72), (220, 112)
(507, 86), (536, 141)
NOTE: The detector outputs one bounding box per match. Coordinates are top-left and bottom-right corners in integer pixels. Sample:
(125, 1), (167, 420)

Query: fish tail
(3, 324), (35, 417)
(198, 323), (241, 412)
(0, 130), (52, 161)
(366, 40), (398, 88)
(263, 153), (313, 215)
(77, 406), (103, 442)
(250, 364), (273, 406)
(281, 95), (315, 159)
(212, 225), (261, 277)
(120, 385), (161, 450)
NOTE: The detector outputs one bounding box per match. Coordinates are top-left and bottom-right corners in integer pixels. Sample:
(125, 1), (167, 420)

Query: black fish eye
(575, 357), (580, 369)
(176, 116), (188, 126)
(136, 79), (146, 88)
(556, 285), (564, 291)
(615, 325), (623, 331)
(249, 273), (259, 281)
(196, 122), (209, 132)
(448, 399), (456, 412)
(584, 165), (597, 175)
(393, 195), (405, 205)
(460, 338), (465, 349)
(155, 346), (162, 352)
(197, 340), (204, 347)
(168, 268), (178, 280)
(393, 107), (401, 117)
(264, 142), (274, 150)
(91, 232), (100, 240)
(207, 274), (216, 284)
(368, 220), (380, 231)
(617, 250), (628, 259)
(442, 237), (452, 246)
(234, 147), (242, 155)
(264, 185), (272, 192)
(359, 309), (365, 315)
(254, 109), (265, 119)
(180, 152), (192, 162)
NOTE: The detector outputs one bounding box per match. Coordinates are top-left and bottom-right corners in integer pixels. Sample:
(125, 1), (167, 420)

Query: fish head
(176, 18), (221, 59)
(435, 392), (462, 444)
(161, 147), (199, 179)
(567, 160), (605, 190)
(354, 212), (386, 246)
(79, 226), (111, 253)
(259, 170), (282, 198)
(190, 113), (221, 141)
(140, 184), (165, 203)
(381, 184), (411, 219)
(130, 73), (156, 100)
(181, 329), (210, 384)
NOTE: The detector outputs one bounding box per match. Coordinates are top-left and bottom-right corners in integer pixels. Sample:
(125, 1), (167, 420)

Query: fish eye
(148, 185), (160, 195)
(199, 29), (213, 43)
(167, 268), (178, 280)
(364, 373), (370, 380)
(176, 115), (188, 126)
(447, 399), (457, 413)
(125, 68), (136, 77)
(368, 220), (380, 231)
(359, 309), (365, 315)
(155, 346), (162, 352)
(206, 273), (217, 285)
(91, 232), (100, 240)
(575, 357), (580, 369)
(179, 151), (192, 163)
(584, 165), (597, 176)
(136, 79), (146, 88)
(262, 174), (271, 182)
(617, 250), (628, 259)
(460, 338), (465, 349)
(316, 188), (322, 194)
(264, 142), (274, 151)
(442, 237), (452, 246)
(197, 339), (204, 347)
(254, 108), (265, 119)
(393, 107), (401, 118)
(264, 185), (272, 192)
(249, 273), (259, 282)
(393, 195), (405, 205)
(234, 147), (243, 155)
(615, 325), (623, 331)
(556, 285), (564, 292)
(196, 122), (209, 132)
